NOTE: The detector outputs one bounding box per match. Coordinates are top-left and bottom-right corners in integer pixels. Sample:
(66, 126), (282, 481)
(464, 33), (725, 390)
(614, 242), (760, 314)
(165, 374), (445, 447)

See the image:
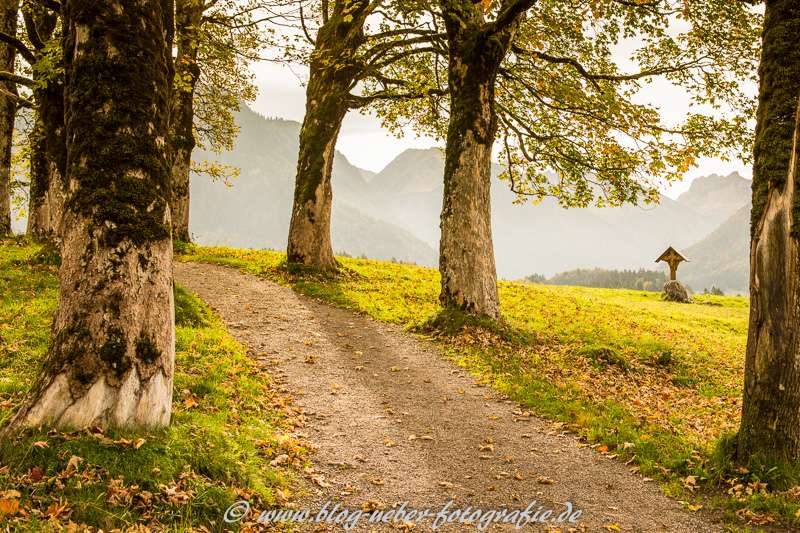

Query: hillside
(364, 147), (722, 278)
(173, 104), (750, 281)
(189, 105), (436, 266)
(678, 205), (751, 294)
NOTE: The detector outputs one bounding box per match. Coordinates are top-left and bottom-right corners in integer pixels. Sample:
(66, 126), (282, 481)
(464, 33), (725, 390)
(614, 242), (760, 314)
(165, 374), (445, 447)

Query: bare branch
(347, 87), (447, 108)
(299, 0), (316, 45)
(0, 31), (36, 65)
(0, 70), (36, 88)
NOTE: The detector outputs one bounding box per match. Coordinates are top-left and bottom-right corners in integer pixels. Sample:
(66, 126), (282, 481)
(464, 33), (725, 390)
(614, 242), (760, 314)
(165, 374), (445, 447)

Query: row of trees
(526, 268), (669, 292)
(0, 0), (798, 470)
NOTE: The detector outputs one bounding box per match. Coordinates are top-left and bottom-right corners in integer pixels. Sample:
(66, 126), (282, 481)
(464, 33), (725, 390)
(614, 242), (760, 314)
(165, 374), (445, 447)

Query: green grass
(0, 238), (308, 531)
(178, 244), (798, 531)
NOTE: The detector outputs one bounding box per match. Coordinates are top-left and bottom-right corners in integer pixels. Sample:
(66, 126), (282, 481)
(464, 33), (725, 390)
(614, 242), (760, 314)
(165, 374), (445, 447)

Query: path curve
(175, 262), (724, 533)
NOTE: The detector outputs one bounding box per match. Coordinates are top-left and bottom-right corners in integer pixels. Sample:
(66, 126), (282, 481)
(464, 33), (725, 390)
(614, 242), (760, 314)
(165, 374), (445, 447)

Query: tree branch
(0, 31), (36, 65)
(22, 12), (47, 52)
(347, 87), (447, 109)
(33, 0), (62, 12)
(299, 0), (316, 45)
(0, 70), (36, 88)
(482, 0), (537, 38)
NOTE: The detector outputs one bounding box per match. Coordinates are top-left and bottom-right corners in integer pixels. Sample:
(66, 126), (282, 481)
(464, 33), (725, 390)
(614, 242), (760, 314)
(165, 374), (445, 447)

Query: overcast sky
(247, 59), (754, 201)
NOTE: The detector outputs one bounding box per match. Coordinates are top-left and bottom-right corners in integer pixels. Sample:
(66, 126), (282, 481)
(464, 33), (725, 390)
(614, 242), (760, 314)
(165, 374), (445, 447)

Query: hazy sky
(248, 60), (753, 201)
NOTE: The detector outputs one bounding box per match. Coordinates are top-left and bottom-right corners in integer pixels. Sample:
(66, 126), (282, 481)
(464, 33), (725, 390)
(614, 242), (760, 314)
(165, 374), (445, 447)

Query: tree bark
(5, 0), (175, 432)
(738, 0), (800, 463)
(24, 10), (66, 242)
(169, 0), (202, 242)
(286, 9), (364, 268)
(0, 0), (15, 236)
(437, 3), (522, 320)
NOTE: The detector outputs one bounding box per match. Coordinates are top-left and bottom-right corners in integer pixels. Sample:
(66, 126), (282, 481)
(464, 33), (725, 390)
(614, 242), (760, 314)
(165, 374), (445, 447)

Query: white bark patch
(74, 25), (90, 57)
(24, 374), (71, 427)
(133, 369), (172, 427)
(58, 376), (115, 428)
(110, 366), (141, 424)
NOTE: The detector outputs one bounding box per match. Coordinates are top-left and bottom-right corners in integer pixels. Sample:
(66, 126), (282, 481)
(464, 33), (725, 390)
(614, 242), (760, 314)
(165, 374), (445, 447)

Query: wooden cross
(656, 246), (689, 281)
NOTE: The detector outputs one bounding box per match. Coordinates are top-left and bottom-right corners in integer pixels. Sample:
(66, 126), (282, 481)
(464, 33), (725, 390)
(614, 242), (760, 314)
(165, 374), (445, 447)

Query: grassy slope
(0, 238), (309, 532)
(179, 245), (798, 531)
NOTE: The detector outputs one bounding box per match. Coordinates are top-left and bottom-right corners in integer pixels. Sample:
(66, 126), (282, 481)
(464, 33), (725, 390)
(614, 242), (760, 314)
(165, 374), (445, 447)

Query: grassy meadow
(0, 238), (307, 532)
(178, 244), (800, 531)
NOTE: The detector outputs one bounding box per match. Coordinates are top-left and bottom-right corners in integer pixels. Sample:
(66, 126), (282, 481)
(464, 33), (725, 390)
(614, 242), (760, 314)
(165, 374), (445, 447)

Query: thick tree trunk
(169, 0), (202, 242)
(5, 0), (175, 432)
(286, 14), (363, 268)
(738, 0), (800, 463)
(25, 12), (66, 242)
(0, 0), (15, 236)
(438, 6), (521, 320)
(26, 83), (66, 241)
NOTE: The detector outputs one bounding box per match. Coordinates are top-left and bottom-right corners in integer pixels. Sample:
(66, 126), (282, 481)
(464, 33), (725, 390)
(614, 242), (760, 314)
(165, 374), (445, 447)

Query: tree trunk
(25, 12), (66, 242)
(286, 14), (363, 268)
(738, 0), (800, 463)
(169, 0), (202, 242)
(437, 6), (522, 320)
(5, 0), (175, 432)
(0, 0), (15, 236)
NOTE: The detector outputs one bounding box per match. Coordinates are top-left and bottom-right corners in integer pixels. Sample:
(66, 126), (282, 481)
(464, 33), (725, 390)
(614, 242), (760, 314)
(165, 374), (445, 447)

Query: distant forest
(525, 268), (669, 292)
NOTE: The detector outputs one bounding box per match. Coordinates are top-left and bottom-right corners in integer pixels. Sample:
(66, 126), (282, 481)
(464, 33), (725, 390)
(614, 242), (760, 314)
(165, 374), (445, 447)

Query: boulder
(663, 281), (693, 303)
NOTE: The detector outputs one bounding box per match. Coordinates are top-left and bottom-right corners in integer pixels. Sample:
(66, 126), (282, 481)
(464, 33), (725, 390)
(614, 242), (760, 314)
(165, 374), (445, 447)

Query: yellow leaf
(604, 525), (620, 531)
(0, 499), (19, 516)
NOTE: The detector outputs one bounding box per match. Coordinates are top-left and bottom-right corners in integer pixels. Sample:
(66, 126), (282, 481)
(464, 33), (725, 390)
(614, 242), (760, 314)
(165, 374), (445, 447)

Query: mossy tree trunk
(169, 0), (202, 242)
(24, 9), (66, 242)
(437, 2), (525, 320)
(738, 0), (800, 463)
(286, 6), (365, 268)
(0, 0), (15, 236)
(5, 0), (175, 432)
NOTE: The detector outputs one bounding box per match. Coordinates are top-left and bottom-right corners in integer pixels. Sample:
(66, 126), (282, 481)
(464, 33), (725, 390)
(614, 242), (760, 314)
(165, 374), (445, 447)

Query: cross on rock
(656, 246), (689, 281)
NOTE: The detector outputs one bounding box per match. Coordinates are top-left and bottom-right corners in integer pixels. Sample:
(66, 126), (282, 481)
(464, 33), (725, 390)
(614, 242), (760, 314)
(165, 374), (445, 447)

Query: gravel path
(175, 262), (726, 533)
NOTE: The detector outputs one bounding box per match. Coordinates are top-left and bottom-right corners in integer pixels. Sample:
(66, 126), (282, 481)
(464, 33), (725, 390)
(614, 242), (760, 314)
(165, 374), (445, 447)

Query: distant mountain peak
(676, 171), (751, 221)
(369, 147), (445, 196)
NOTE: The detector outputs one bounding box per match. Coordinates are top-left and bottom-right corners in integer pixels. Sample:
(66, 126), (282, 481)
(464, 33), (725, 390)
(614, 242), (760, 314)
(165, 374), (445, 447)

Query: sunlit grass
(0, 238), (304, 531)
(180, 244), (799, 530)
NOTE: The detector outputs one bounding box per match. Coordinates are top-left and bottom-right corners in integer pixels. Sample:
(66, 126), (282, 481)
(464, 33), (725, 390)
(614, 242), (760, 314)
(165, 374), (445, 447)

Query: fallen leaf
(0, 499), (19, 516)
(362, 499), (384, 512)
(604, 524), (620, 531)
(538, 476), (554, 484)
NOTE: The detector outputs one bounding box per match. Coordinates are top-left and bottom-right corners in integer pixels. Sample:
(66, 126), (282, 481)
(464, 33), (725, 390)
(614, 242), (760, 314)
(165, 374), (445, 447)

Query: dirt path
(175, 262), (725, 533)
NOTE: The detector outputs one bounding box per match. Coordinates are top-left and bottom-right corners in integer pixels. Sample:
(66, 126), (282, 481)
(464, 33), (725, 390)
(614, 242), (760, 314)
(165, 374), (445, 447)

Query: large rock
(663, 281), (693, 303)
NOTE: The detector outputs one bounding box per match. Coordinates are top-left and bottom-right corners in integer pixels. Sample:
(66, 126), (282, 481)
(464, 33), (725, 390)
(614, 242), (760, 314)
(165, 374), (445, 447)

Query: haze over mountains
(189, 104), (751, 292)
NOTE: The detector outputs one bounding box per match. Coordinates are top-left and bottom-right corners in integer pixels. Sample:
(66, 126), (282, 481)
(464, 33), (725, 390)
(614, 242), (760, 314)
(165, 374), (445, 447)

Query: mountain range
(183, 104), (751, 293)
